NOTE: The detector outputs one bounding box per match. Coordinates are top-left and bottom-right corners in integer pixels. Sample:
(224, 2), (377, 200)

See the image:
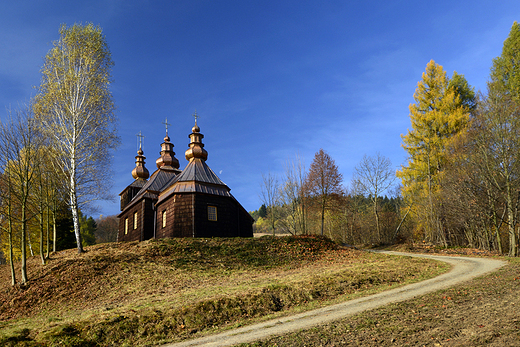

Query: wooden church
(117, 116), (254, 241)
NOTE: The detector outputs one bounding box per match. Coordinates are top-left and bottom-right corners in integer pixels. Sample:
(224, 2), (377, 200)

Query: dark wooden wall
(157, 194), (194, 238)
(120, 185), (143, 211)
(117, 197), (156, 242)
(156, 193), (253, 238)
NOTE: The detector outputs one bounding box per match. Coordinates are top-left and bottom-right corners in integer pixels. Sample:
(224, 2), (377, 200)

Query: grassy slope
(245, 246), (518, 347)
(0, 236), (448, 346)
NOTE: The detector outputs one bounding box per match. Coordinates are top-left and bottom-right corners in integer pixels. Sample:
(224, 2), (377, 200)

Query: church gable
(119, 180), (146, 211)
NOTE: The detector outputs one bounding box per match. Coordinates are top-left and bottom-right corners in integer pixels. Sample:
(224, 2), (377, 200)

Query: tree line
(0, 23), (119, 285)
(256, 149), (400, 245)
(256, 22), (520, 257)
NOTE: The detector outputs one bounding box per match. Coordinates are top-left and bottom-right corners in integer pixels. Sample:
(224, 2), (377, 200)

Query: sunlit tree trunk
(21, 199), (28, 284)
(27, 227), (34, 257)
(39, 181), (46, 265)
(506, 180), (517, 256)
(46, 204), (50, 259)
(52, 205), (57, 253)
(69, 150), (83, 252)
(7, 179), (16, 286)
(33, 23), (118, 254)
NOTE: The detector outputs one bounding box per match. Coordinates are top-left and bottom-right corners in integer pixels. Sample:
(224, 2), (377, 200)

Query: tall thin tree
(260, 171), (279, 236)
(34, 23), (118, 253)
(397, 60), (474, 245)
(0, 106), (42, 284)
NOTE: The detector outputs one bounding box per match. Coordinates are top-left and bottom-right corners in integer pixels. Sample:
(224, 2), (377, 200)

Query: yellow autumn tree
(397, 60), (474, 245)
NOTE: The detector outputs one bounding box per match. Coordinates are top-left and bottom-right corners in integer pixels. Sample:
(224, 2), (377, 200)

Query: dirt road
(163, 252), (506, 347)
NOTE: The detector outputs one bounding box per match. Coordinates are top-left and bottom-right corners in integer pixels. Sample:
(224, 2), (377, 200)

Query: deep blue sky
(1, 1), (519, 218)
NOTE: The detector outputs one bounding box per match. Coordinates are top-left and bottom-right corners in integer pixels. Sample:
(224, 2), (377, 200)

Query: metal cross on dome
(136, 131), (145, 149)
(162, 118), (172, 135)
(192, 110), (199, 125)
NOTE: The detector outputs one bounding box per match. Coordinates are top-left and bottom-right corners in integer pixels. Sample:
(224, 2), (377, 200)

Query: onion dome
(132, 147), (150, 180)
(185, 120), (208, 161)
(156, 134), (180, 170)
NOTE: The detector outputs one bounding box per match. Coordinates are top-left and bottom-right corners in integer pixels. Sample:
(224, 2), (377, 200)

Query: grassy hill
(248, 247), (520, 347)
(0, 236), (448, 346)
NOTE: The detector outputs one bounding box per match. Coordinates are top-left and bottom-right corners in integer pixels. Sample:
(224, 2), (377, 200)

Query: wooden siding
(119, 185), (143, 211)
(117, 197), (156, 242)
(155, 192), (253, 238)
(157, 194), (193, 238)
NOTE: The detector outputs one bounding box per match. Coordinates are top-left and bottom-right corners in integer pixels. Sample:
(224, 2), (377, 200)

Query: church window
(125, 218), (128, 234)
(208, 206), (217, 221)
(162, 210), (166, 228)
(134, 212), (138, 229)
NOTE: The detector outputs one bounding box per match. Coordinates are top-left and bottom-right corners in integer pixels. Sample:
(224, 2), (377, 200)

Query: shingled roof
(118, 132), (182, 214)
(175, 157), (226, 186)
(157, 121), (235, 204)
(157, 158), (232, 204)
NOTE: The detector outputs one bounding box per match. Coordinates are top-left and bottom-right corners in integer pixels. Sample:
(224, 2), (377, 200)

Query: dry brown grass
(244, 249), (517, 347)
(0, 236), (447, 346)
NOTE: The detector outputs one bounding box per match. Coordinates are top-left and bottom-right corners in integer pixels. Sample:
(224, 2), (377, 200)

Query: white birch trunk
(70, 154), (84, 253)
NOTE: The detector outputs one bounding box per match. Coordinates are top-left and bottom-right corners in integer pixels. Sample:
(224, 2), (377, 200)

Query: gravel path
(163, 251), (506, 347)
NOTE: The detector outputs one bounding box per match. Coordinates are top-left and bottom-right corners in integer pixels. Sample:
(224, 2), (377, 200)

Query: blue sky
(0, 1), (519, 218)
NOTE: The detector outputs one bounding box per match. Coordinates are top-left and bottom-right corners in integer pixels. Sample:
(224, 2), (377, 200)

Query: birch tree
(34, 23), (118, 253)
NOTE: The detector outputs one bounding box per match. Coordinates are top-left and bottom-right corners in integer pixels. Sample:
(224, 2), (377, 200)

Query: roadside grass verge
(243, 257), (518, 347)
(0, 236), (448, 346)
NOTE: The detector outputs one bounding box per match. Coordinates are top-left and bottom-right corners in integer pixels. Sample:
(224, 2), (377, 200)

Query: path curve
(163, 252), (506, 347)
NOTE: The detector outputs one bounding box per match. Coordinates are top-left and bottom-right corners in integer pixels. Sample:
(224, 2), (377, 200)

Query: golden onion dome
(156, 133), (180, 170)
(132, 147), (150, 180)
(185, 120), (208, 161)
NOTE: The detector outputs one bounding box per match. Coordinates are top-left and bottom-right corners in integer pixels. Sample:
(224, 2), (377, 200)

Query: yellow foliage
(253, 217), (270, 234)
(397, 60), (472, 239)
